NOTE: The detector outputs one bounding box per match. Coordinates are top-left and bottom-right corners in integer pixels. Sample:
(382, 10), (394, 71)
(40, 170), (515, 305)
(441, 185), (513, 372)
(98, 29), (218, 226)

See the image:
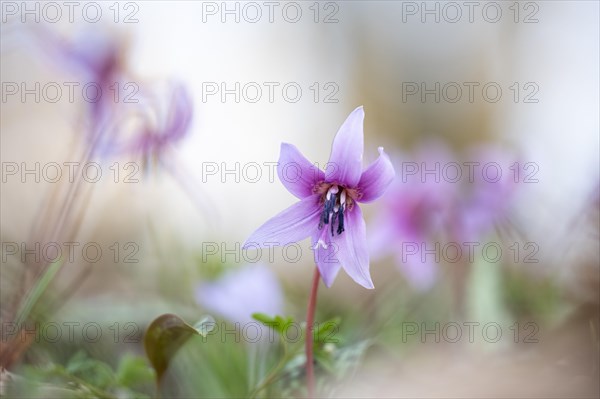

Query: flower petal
(326, 106), (365, 188)
(243, 194), (320, 249)
(333, 205), (374, 289)
(196, 264), (284, 324)
(164, 83), (193, 143)
(367, 212), (398, 260)
(394, 246), (437, 291)
(312, 229), (342, 287)
(358, 147), (395, 203)
(278, 143), (324, 199)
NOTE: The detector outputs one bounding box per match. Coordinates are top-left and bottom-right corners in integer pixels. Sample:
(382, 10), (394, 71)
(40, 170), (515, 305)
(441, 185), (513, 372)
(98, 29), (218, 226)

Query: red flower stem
(305, 267), (320, 398)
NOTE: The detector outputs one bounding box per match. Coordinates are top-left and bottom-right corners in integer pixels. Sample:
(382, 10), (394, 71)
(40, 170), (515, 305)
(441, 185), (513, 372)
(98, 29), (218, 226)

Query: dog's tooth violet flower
(243, 106), (395, 289)
(118, 82), (193, 162)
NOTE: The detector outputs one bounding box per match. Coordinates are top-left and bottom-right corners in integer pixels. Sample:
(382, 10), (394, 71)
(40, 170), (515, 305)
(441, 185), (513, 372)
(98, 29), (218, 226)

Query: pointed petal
(164, 83), (193, 142)
(278, 143), (324, 199)
(358, 147), (395, 203)
(243, 194), (320, 249)
(333, 206), (374, 289)
(326, 107), (365, 188)
(312, 230), (342, 287)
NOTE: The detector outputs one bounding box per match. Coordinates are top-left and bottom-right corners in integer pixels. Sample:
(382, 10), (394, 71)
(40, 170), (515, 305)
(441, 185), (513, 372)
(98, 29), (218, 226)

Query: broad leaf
(144, 313), (203, 382)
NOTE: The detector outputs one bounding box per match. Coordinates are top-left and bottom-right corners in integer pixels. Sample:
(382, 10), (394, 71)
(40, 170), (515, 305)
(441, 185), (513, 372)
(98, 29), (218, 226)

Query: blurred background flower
(369, 142), (457, 291)
(195, 264), (283, 326)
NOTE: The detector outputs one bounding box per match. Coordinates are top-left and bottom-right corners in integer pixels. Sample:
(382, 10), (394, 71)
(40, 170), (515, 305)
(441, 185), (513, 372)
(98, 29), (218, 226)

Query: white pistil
(314, 239), (328, 249)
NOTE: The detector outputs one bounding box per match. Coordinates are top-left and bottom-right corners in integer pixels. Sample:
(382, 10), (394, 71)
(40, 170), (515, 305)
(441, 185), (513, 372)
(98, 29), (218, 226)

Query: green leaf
(273, 316), (294, 335)
(314, 350), (336, 374)
(252, 313), (294, 336)
(15, 259), (64, 326)
(143, 313), (203, 383)
(252, 312), (275, 325)
(65, 351), (115, 389)
(193, 315), (217, 337)
(467, 251), (511, 349)
(115, 354), (155, 388)
(313, 317), (341, 344)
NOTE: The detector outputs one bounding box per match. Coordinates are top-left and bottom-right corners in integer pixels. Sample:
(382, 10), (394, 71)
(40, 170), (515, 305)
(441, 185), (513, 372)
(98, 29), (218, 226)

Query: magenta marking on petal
(278, 143), (325, 199)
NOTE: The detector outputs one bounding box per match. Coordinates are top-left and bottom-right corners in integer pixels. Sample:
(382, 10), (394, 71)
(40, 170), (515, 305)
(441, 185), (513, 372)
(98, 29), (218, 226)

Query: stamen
(320, 188), (338, 229)
(319, 185), (350, 236)
(337, 206), (345, 235)
(318, 210), (325, 229)
(324, 198), (334, 224)
(330, 210), (338, 236)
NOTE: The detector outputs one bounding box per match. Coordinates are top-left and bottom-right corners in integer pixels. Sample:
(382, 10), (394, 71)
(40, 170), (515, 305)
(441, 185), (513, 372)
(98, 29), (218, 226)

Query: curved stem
(305, 267), (320, 398)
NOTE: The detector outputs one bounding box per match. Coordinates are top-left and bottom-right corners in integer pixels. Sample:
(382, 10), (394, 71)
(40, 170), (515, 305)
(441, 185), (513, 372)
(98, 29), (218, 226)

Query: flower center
(315, 183), (358, 236)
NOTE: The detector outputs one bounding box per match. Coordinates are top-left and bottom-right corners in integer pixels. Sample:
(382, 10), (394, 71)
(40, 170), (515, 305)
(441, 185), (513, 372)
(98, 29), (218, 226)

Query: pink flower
(243, 107), (395, 289)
